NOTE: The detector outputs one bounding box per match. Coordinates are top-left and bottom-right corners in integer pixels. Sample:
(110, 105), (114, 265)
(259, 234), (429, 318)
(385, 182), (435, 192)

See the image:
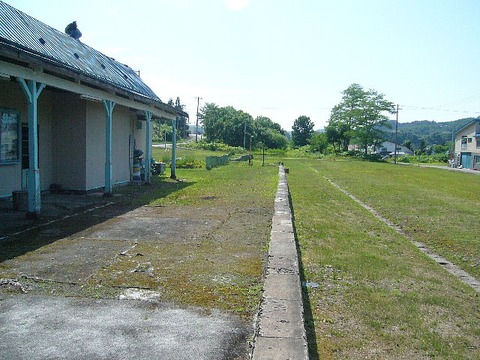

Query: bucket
(132, 159), (141, 181)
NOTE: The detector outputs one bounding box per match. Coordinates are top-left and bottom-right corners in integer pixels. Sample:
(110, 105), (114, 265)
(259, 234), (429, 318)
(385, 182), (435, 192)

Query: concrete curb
(252, 166), (308, 359)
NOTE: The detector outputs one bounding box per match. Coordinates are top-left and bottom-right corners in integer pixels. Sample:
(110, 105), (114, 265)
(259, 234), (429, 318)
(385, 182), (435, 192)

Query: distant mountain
(383, 117), (476, 148)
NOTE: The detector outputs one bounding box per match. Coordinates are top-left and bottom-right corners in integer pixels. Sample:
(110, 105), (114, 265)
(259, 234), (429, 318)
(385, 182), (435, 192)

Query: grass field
(284, 158), (480, 359)
(146, 149), (480, 358)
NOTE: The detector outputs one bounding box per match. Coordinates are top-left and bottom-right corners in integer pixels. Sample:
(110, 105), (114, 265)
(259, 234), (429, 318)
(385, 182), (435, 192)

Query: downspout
(18, 78), (45, 219)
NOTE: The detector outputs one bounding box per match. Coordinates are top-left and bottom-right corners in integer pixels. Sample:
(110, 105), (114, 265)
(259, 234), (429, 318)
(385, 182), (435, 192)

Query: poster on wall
(0, 109), (20, 164)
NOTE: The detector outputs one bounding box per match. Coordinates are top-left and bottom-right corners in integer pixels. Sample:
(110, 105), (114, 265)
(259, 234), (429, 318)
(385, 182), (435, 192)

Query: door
(461, 152), (472, 169)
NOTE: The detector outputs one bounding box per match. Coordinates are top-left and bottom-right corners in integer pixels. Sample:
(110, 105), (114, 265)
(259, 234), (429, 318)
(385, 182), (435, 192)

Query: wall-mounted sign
(0, 109), (20, 164)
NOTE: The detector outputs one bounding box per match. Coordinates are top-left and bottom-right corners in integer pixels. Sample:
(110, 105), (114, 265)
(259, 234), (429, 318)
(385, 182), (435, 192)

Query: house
(453, 119), (480, 169)
(375, 141), (414, 156)
(0, 1), (186, 217)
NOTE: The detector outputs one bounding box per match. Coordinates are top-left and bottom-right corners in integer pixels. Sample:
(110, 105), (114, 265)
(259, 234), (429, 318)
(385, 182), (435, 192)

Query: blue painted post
(170, 118), (177, 179)
(145, 111), (152, 184)
(18, 79), (45, 218)
(103, 100), (116, 196)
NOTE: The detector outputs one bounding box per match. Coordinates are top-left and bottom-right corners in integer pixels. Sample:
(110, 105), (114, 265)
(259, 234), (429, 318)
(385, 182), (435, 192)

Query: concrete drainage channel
(251, 166), (309, 359)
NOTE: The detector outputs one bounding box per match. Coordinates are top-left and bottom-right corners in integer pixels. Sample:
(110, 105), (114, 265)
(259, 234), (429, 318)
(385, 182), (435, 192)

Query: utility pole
(195, 97), (202, 143)
(243, 119), (247, 150)
(394, 104), (399, 164)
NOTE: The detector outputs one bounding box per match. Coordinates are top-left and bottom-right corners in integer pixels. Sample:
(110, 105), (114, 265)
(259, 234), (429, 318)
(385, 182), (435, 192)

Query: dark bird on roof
(65, 21), (82, 40)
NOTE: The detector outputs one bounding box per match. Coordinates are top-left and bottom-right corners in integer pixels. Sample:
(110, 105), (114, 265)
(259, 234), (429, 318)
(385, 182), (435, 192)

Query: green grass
(285, 158), (480, 359)
(308, 159), (480, 279)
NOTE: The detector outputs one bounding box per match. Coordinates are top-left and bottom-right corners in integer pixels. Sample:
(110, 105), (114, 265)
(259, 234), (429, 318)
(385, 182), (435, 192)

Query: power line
(401, 104), (480, 114)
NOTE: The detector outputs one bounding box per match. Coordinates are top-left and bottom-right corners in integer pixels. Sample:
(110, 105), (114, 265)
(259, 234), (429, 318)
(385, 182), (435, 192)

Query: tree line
(160, 85), (467, 156)
(196, 84), (397, 154)
(200, 103), (289, 149)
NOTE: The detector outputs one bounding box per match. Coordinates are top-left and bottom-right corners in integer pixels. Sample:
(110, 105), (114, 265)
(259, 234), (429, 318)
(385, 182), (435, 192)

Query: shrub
(361, 153), (383, 162)
(187, 140), (245, 155)
(175, 156), (204, 169)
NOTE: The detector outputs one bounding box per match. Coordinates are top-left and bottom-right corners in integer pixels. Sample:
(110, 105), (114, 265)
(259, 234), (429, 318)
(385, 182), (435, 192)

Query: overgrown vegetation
(102, 160), (279, 319)
(396, 153), (449, 164)
(183, 139), (246, 155)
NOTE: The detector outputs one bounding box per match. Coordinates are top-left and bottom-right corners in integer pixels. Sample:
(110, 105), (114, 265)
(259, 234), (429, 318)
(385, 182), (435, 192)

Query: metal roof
(454, 119), (480, 136)
(0, 1), (162, 104)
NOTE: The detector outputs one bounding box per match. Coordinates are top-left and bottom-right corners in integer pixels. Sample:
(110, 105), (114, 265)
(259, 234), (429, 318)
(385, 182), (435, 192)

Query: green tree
(254, 116), (285, 135)
(167, 97), (189, 139)
(325, 120), (352, 152)
(328, 84), (395, 155)
(153, 120), (173, 142)
(200, 103), (253, 147)
(403, 139), (413, 150)
(253, 116), (288, 149)
(174, 97), (189, 138)
(309, 132), (328, 153)
(326, 84), (364, 151)
(292, 115), (314, 147)
(417, 138), (427, 155)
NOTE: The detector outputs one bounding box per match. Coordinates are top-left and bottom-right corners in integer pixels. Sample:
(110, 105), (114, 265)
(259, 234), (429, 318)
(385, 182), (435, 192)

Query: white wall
(86, 103), (140, 190)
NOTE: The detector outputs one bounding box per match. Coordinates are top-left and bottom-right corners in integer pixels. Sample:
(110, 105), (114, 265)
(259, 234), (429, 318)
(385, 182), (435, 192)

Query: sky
(5, 0), (480, 130)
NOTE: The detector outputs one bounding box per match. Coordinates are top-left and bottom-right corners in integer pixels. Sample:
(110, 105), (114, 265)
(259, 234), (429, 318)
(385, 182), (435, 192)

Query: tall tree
(292, 115), (314, 147)
(327, 84), (395, 154)
(325, 119), (352, 152)
(170, 97), (189, 138)
(309, 132), (328, 153)
(326, 84), (364, 151)
(200, 103), (253, 147)
(253, 116), (288, 149)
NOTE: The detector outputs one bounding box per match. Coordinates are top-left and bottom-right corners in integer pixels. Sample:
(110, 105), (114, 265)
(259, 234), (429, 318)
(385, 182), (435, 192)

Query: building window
(468, 137), (473, 143)
(0, 109), (21, 164)
(461, 136), (467, 150)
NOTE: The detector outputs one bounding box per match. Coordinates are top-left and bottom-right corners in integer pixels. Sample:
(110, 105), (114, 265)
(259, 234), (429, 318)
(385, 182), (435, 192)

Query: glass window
(0, 109), (21, 164)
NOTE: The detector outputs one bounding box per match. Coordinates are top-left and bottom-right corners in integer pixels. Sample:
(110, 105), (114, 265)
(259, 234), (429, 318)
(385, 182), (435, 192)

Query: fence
(205, 155), (230, 170)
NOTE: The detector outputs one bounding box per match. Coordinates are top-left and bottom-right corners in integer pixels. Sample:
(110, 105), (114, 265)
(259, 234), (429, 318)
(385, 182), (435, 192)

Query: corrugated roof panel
(0, 1), (161, 103)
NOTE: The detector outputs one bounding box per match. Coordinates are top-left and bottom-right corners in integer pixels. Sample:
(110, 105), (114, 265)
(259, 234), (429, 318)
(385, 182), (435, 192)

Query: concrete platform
(252, 166), (308, 359)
